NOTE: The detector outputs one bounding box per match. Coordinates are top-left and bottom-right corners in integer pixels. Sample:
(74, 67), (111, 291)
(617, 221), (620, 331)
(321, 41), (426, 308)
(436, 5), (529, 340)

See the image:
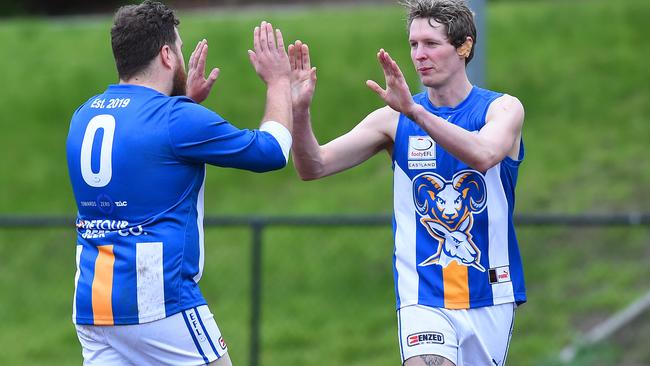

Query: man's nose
(414, 46), (426, 60)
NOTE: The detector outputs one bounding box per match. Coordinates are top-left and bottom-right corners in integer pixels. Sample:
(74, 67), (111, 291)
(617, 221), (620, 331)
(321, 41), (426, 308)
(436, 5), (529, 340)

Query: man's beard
(170, 63), (187, 97)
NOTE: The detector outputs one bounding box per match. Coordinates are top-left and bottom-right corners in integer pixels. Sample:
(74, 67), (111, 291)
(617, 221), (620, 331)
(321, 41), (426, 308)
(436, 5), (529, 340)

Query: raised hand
(248, 21), (291, 86)
(288, 40), (317, 111)
(366, 49), (416, 117)
(186, 39), (220, 103)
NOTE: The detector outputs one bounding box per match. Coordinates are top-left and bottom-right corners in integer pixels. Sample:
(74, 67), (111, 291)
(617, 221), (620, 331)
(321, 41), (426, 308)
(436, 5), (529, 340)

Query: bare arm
(294, 107), (397, 180)
(289, 41), (397, 180)
(367, 49), (524, 172)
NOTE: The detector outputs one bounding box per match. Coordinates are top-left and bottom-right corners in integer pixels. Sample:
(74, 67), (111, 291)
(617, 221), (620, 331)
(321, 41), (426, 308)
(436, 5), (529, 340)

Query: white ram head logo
(412, 170), (487, 271)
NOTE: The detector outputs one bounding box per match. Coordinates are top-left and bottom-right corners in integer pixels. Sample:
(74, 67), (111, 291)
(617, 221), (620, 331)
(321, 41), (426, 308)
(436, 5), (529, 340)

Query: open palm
(186, 39), (220, 103)
(289, 40), (317, 110)
(366, 49), (415, 115)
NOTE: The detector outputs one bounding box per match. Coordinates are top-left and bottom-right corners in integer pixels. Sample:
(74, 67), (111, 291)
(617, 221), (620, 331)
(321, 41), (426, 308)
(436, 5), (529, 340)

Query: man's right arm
(292, 106), (397, 180)
(289, 41), (396, 180)
(248, 21), (293, 161)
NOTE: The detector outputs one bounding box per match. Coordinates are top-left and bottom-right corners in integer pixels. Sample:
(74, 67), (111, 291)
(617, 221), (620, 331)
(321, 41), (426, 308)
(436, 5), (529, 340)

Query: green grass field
(1, 1), (649, 365)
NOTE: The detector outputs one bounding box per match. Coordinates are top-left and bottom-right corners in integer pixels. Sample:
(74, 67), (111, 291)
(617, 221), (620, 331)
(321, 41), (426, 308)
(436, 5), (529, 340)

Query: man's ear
(160, 44), (175, 70)
(457, 37), (473, 59)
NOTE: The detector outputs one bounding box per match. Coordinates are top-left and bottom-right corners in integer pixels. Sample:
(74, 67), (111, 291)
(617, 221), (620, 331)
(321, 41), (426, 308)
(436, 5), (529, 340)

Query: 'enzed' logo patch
(407, 332), (445, 347)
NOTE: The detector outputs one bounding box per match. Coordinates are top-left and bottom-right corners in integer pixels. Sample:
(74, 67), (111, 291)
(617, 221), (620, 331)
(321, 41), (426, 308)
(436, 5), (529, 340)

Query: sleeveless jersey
(67, 84), (287, 325)
(392, 86), (526, 310)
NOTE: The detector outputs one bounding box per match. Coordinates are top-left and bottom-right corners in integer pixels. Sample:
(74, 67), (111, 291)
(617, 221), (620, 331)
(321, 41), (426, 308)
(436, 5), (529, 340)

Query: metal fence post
(249, 219), (264, 366)
(467, 0), (486, 87)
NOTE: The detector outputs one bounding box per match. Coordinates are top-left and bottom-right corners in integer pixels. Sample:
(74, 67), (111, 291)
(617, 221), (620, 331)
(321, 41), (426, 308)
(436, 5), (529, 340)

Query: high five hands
(288, 40), (317, 111)
(366, 49), (416, 117)
(186, 39), (220, 104)
(186, 36), (407, 118)
(248, 21), (291, 86)
(187, 21), (292, 104)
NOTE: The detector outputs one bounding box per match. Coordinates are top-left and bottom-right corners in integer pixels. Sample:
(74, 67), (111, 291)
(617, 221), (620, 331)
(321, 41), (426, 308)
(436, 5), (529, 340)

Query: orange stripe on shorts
(92, 245), (115, 325)
(442, 261), (469, 309)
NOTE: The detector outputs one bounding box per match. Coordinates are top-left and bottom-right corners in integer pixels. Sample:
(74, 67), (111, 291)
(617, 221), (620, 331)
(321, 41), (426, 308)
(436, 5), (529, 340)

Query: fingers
(391, 60), (405, 80)
(381, 49), (396, 76)
(197, 41), (208, 75)
(206, 68), (220, 88)
(189, 40), (207, 71)
(376, 48), (406, 84)
(255, 21), (288, 55)
(288, 44), (296, 70)
(208, 68), (220, 81)
(289, 40), (313, 71)
(253, 25), (262, 53)
(258, 21), (269, 52)
(275, 29), (285, 54)
(366, 80), (386, 98)
(247, 49), (258, 67)
(377, 49), (393, 77)
(310, 67), (317, 82)
(383, 49), (401, 77)
(289, 40), (302, 70)
(251, 20), (291, 84)
(301, 43), (311, 70)
(188, 40), (199, 70)
(265, 22), (276, 50)
(295, 41), (303, 69)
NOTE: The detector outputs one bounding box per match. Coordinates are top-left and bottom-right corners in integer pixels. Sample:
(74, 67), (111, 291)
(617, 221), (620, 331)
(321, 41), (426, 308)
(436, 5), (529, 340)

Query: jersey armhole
(502, 138), (524, 168)
(391, 114), (407, 165)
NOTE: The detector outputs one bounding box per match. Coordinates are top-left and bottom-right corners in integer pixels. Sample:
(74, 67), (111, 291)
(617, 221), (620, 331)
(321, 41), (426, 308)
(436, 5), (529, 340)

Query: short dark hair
(401, 0), (477, 64)
(111, 0), (180, 80)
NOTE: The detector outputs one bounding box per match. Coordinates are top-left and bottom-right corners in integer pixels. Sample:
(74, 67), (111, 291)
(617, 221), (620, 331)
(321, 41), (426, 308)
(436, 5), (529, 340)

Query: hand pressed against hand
(186, 39), (220, 103)
(248, 21), (291, 86)
(288, 40), (317, 111)
(366, 49), (417, 117)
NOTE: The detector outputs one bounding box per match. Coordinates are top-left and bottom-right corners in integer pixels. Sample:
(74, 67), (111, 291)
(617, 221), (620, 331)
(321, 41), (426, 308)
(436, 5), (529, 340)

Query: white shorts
(76, 305), (228, 366)
(397, 303), (515, 366)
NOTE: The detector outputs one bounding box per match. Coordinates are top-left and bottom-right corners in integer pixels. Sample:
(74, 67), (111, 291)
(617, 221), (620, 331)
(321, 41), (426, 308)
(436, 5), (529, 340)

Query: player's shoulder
(366, 105), (400, 123)
(474, 86), (521, 109)
(486, 93), (525, 127)
(168, 96), (226, 123)
(489, 94), (524, 115)
(354, 106), (399, 141)
(75, 93), (104, 112)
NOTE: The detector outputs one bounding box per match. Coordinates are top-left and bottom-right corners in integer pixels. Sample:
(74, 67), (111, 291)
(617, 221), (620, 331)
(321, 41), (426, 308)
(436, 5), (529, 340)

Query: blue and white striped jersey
(392, 87), (526, 310)
(67, 84), (287, 325)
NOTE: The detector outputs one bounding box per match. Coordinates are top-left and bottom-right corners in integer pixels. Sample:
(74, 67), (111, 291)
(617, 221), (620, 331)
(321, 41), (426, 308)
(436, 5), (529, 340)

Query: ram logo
(412, 170), (487, 271)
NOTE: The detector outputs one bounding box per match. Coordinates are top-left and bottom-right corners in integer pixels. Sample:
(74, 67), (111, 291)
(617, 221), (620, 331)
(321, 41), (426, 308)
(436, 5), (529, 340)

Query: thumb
(310, 67), (317, 82)
(204, 68), (219, 91)
(247, 50), (257, 67)
(366, 80), (385, 97)
(207, 68), (220, 85)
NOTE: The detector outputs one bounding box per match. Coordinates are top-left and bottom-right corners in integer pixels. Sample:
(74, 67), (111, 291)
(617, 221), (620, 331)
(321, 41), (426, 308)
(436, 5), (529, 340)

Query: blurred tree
(1, 0), (128, 16)
(1, 0), (391, 17)
(0, 0), (27, 16)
